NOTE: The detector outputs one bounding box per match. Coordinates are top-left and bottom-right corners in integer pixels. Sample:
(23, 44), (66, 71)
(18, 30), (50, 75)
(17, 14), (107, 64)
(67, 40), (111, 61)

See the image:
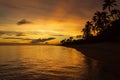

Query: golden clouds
(0, 0), (104, 36)
(14, 19), (82, 36)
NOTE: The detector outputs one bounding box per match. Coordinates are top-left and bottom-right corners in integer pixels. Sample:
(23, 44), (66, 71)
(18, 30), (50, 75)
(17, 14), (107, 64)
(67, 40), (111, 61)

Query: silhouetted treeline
(61, 0), (120, 45)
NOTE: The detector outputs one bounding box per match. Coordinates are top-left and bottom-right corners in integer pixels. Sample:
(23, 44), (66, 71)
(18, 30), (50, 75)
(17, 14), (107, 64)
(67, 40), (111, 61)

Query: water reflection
(0, 45), (100, 80)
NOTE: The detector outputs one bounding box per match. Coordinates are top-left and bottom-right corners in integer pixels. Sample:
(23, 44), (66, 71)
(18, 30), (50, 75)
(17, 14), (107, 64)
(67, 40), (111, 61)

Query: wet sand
(65, 42), (120, 80)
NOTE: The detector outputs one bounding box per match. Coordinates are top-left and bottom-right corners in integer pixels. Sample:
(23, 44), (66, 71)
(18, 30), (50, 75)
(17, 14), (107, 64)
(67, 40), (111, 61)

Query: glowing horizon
(1, 0), (119, 44)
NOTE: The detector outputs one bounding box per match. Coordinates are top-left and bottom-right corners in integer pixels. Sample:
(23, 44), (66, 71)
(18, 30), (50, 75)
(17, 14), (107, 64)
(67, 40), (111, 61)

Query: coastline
(64, 42), (120, 80)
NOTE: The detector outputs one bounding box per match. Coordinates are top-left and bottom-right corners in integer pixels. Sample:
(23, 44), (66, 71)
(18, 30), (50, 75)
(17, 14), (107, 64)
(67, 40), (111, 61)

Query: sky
(0, 0), (119, 44)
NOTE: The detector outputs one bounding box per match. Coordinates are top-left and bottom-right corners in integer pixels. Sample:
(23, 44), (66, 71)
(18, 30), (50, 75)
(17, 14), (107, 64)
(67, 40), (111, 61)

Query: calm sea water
(0, 45), (100, 80)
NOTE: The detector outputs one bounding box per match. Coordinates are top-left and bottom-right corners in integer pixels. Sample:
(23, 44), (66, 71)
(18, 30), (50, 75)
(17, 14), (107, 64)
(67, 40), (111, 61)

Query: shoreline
(63, 42), (120, 79)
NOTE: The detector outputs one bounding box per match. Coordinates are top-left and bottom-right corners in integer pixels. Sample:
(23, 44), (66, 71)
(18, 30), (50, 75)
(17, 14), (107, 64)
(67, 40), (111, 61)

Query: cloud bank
(31, 37), (55, 43)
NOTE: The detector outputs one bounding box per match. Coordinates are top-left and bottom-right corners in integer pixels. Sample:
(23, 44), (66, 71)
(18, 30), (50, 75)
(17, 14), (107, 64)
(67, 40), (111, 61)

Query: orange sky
(0, 0), (119, 44)
(0, 0), (103, 33)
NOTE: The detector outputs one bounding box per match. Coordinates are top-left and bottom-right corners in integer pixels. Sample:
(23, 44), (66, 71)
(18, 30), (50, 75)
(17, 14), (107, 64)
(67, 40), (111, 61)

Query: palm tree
(92, 11), (106, 32)
(103, 0), (117, 12)
(82, 21), (93, 39)
(92, 11), (110, 35)
(111, 9), (120, 20)
(69, 37), (73, 42)
(60, 40), (65, 44)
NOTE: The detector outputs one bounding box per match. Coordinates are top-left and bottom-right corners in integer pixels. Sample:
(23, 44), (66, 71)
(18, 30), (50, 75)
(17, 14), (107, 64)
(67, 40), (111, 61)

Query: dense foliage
(61, 0), (120, 45)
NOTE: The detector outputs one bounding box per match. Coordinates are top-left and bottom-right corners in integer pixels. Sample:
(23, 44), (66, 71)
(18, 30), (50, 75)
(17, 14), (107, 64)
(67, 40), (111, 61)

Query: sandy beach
(65, 42), (120, 80)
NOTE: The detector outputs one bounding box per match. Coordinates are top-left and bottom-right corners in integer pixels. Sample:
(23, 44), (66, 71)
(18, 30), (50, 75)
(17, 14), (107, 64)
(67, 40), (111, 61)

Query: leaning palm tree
(103, 0), (117, 12)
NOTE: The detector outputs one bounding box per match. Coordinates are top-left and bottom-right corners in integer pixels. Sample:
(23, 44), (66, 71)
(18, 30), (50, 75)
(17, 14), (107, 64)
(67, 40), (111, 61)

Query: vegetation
(60, 0), (120, 45)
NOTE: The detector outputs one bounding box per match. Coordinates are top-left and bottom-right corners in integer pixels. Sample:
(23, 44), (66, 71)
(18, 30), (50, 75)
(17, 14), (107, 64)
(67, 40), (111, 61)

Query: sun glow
(0, 18), (85, 44)
(0, 0), (107, 44)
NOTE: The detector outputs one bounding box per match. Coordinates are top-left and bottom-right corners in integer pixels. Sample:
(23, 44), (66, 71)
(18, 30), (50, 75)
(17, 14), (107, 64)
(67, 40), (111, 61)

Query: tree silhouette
(111, 9), (120, 20)
(103, 0), (117, 12)
(60, 40), (65, 44)
(92, 11), (110, 35)
(82, 21), (93, 39)
(60, 0), (120, 45)
(80, 0), (120, 42)
(69, 37), (73, 42)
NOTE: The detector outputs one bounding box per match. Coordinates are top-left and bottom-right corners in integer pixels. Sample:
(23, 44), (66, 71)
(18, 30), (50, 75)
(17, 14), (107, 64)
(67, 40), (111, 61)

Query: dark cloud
(0, 31), (16, 36)
(16, 33), (25, 36)
(31, 37), (55, 43)
(0, 31), (5, 35)
(3, 37), (33, 40)
(17, 19), (32, 25)
(52, 35), (64, 36)
(0, 31), (26, 36)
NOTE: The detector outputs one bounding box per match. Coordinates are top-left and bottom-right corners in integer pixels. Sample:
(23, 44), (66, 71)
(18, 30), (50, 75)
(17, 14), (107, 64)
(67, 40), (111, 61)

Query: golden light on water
(1, 46), (96, 79)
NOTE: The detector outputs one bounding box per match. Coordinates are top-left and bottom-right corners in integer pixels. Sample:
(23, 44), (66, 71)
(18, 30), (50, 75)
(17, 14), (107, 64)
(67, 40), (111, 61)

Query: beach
(65, 42), (120, 80)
